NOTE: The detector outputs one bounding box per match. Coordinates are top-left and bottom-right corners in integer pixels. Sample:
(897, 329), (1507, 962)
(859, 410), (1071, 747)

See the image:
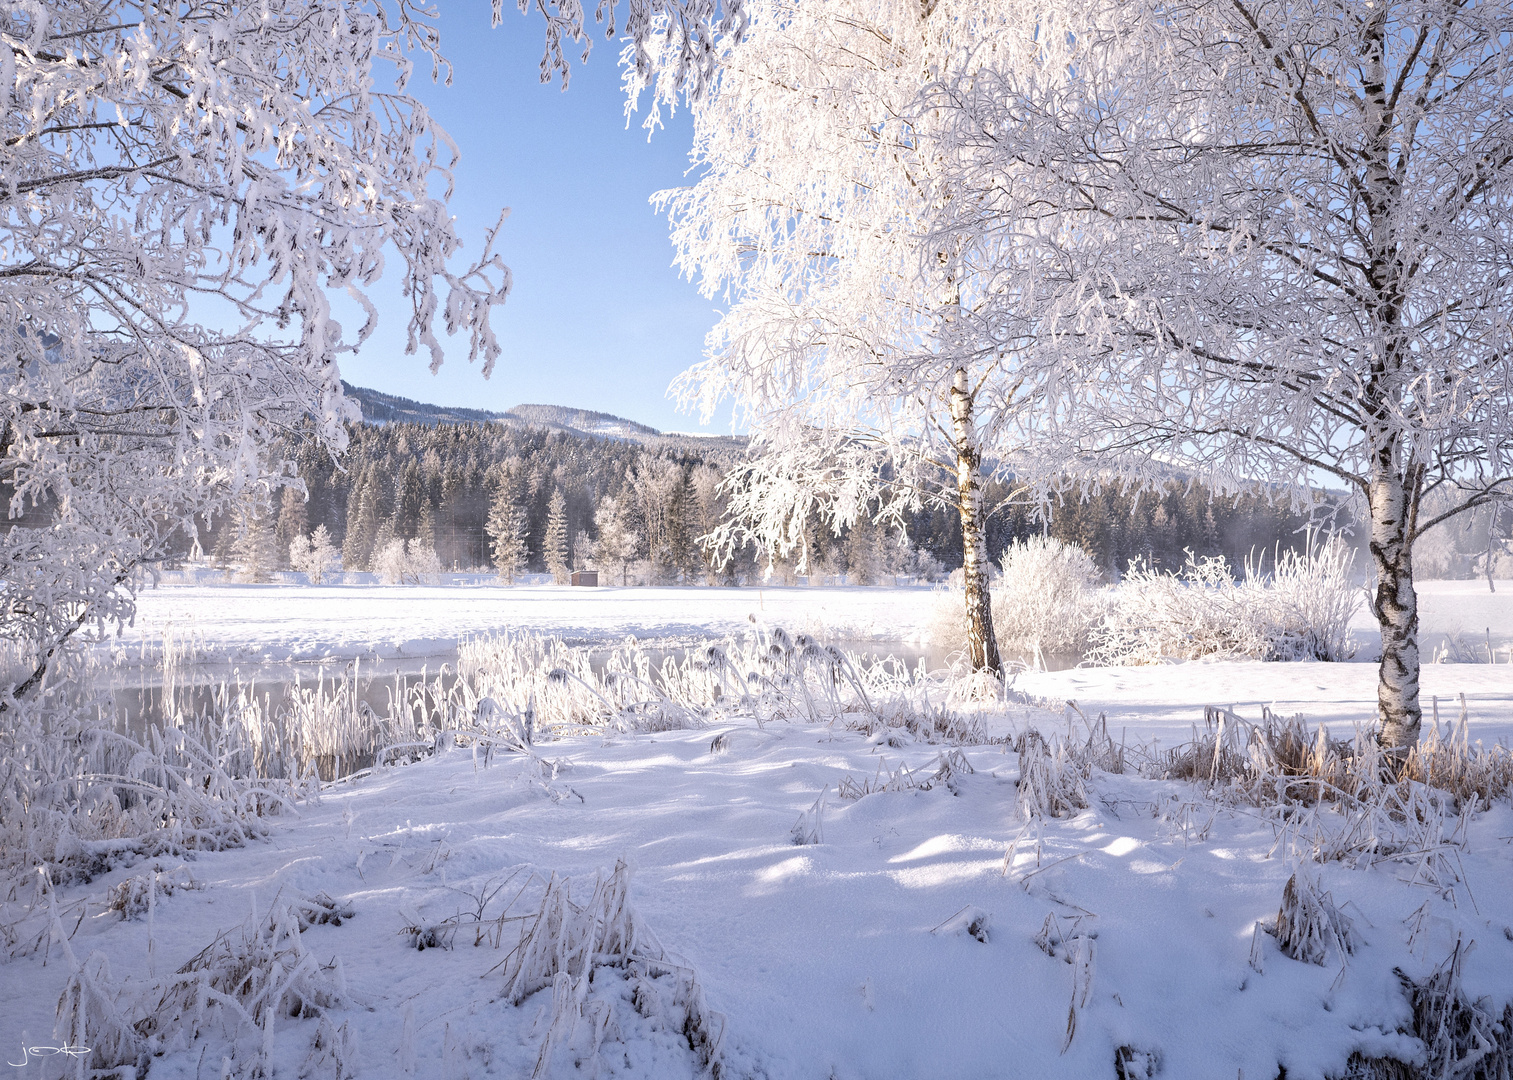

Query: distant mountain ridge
(340, 382), (745, 454)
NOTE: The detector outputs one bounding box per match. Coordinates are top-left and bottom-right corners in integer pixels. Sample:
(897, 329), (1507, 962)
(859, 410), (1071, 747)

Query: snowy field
(4, 580), (1511, 1079)
(112, 577), (1513, 745)
(113, 574), (1513, 659)
(112, 581), (942, 665)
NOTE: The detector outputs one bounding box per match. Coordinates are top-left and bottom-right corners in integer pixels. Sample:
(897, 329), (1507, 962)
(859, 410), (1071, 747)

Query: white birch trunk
(949, 369), (1002, 676)
(1369, 464), (1422, 751)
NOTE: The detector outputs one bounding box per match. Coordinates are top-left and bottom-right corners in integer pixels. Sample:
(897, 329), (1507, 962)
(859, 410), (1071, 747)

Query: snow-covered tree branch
(644, 0), (1060, 674)
(935, 0), (1513, 745)
(0, 0), (741, 701)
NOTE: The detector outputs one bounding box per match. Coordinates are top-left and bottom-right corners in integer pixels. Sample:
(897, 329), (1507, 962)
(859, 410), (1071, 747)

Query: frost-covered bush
(372, 537), (443, 585)
(289, 525), (341, 585)
(992, 536), (1105, 664)
(1090, 535), (1359, 665)
(928, 537), (1104, 666)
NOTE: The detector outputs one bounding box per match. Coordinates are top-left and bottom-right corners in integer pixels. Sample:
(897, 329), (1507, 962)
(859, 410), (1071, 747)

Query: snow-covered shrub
(0, 691), (295, 897)
(289, 525), (341, 585)
(1396, 941), (1513, 1080)
(1090, 534), (1359, 665)
(371, 537), (443, 585)
(137, 892), (347, 1035)
(1260, 536), (1362, 661)
(991, 536), (1105, 664)
(106, 863), (203, 920)
(53, 950), (146, 1075)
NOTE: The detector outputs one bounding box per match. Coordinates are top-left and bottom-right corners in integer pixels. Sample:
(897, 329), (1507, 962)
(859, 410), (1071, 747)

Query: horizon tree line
(195, 417), (1347, 587)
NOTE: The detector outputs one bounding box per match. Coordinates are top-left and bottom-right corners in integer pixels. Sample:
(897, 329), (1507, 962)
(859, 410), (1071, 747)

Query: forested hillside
(189, 390), (1354, 586)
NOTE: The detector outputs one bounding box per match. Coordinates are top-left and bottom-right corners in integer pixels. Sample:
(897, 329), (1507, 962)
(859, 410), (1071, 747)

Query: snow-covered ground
(4, 579), (1508, 1078)
(115, 582), (941, 665)
(5, 713), (1511, 1079)
(117, 576), (1512, 666)
(1013, 661), (1513, 748)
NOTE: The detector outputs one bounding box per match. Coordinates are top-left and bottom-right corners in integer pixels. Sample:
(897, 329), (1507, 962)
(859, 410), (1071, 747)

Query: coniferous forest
(192, 388), (1334, 586)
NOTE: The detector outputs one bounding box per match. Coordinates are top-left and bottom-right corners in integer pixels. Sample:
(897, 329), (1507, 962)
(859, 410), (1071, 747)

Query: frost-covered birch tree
(937, 0), (1513, 745)
(0, 0), (741, 701)
(635, 0), (1052, 673)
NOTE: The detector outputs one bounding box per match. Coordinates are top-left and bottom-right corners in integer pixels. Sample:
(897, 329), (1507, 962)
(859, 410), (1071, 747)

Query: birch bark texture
(937, 0), (1513, 742)
(638, 0), (1056, 673)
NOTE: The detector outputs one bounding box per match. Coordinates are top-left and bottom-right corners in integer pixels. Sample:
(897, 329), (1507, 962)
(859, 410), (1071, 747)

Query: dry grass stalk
(53, 892), (348, 1076)
(490, 860), (727, 1079)
(1016, 731), (1090, 820)
(790, 788), (827, 846)
(1347, 939), (1513, 1080)
(1271, 868), (1358, 967)
(1401, 698), (1513, 807)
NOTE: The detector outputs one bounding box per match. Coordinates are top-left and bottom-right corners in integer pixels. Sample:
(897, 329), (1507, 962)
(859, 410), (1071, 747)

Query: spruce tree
(342, 467), (381, 572)
(845, 515), (879, 586)
(274, 486), (308, 569)
(486, 489), (530, 584)
(233, 504), (279, 583)
(544, 488), (570, 584)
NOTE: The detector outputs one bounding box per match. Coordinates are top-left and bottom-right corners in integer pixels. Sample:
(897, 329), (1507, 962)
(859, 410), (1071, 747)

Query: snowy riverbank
(3, 579), (1506, 1079)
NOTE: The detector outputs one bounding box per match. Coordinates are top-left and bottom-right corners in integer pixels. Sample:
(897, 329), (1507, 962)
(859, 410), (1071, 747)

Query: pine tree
(274, 486), (308, 569)
(544, 488), (570, 584)
(486, 489), (530, 584)
(342, 467), (382, 572)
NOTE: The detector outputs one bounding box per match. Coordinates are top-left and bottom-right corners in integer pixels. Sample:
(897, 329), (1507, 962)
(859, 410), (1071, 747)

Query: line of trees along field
(194, 417), (1329, 586)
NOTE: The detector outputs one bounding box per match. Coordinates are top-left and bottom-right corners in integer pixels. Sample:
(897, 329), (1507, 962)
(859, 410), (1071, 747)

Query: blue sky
(332, 11), (724, 433)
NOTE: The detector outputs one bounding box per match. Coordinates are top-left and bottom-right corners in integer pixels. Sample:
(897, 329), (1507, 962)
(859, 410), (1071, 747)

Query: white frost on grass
(4, 583), (1509, 1078)
(3, 700), (1510, 1079)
